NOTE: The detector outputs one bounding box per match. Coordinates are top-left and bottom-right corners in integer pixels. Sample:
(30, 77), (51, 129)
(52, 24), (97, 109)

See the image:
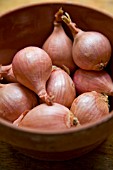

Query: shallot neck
(67, 22), (80, 37)
(61, 12), (81, 37)
(54, 7), (64, 23)
(38, 88), (54, 105)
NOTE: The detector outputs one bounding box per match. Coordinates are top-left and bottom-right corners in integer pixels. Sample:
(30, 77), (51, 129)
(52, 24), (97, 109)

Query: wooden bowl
(0, 2), (113, 161)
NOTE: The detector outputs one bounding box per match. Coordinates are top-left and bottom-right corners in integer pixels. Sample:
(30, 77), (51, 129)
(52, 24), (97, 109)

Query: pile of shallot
(0, 8), (112, 131)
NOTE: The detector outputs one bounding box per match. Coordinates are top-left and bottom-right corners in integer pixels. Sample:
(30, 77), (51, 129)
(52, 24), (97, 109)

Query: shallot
(42, 8), (76, 72)
(0, 83), (38, 122)
(73, 68), (113, 95)
(70, 91), (109, 125)
(12, 46), (53, 105)
(13, 103), (79, 131)
(0, 64), (17, 83)
(46, 66), (76, 107)
(62, 12), (112, 71)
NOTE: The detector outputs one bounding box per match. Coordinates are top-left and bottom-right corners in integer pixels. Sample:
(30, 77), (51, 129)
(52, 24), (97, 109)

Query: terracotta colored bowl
(0, 2), (113, 161)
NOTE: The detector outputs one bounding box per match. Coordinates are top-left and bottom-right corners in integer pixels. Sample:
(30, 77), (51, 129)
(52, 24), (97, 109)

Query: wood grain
(0, 0), (113, 169)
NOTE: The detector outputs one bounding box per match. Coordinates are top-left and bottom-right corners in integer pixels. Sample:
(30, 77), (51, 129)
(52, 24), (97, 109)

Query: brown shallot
(70, 91), (109, 125)
(13, 103), (79, 131)
(12, 46), (53, 105)
(46, 66), (76, 107)
(73, 69), (113, 95)
(42, 8), (76, 72)
(0, 83), (38, 122)
(62, 12), (111, 71)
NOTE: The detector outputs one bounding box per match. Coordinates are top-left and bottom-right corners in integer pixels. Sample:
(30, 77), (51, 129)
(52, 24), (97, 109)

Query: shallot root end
(73, 117), (80, 126)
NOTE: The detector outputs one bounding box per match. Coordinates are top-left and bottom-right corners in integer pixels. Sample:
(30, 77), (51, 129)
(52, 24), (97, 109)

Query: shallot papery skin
(13, 103), (79, 131)
(62, 13), (112, 71)
(70, 91), (109, 125)
(73, 69), (113, 96)
(46, 67), (76, 107)
(42, 8), (76, 72)
(0, 64), (17, 83)
(12, 46), (53, 105)
(72, 31), (111, 70)
(0, 83), (38, 122)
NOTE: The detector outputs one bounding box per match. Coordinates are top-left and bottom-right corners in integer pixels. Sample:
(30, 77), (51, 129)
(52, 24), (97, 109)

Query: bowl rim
(0, 2), (113, 136)
(0, 111), (113, 135)
(0, 1), (113, 19)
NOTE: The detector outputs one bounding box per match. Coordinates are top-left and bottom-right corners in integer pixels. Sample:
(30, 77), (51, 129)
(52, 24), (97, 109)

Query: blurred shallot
(0, 83), (38, 122)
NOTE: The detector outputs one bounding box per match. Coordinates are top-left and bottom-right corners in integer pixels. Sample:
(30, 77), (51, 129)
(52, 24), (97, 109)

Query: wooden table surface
(0, 0), (113, 169)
